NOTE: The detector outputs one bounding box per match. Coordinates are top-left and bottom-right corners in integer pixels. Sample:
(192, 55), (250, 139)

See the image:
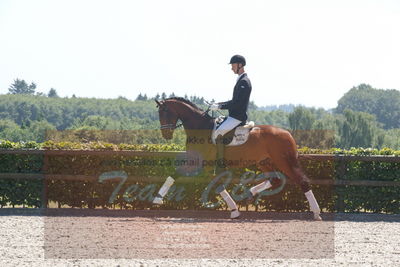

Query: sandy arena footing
(0, 209), (399, 266)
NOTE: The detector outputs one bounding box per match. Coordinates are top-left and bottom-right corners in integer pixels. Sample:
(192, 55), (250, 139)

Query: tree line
(1, 79), (399, 149)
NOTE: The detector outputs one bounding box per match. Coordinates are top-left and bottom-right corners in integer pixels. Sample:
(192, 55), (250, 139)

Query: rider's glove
(210, 103), (220, 111)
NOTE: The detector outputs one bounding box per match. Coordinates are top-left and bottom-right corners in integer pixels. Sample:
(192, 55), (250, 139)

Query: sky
(1, 0), (400, 109)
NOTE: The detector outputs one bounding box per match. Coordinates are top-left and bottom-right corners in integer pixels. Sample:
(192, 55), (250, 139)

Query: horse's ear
(155, 99), (161, 107)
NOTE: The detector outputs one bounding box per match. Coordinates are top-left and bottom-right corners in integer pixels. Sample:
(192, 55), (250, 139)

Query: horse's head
(155, 99), (179, 140)
(156, 97), (214, 140)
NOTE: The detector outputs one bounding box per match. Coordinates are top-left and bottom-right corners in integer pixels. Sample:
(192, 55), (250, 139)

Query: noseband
(160, 123), (183, 130)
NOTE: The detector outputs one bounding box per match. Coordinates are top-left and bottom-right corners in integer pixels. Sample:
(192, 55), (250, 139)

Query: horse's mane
(165, 97), (204, 112)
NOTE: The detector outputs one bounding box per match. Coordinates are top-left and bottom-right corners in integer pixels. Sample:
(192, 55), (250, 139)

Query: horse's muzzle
(161, 128), (173, 140)
(160, 123), (179, 139)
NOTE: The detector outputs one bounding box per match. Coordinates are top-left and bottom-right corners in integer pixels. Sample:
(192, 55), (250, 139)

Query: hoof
(152, 197), (163, 205)
(230, 209), (241, 219)
(313, 213), (322, 221)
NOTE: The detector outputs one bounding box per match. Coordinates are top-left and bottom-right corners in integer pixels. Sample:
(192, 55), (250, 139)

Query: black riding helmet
(229, 55), (246, 66)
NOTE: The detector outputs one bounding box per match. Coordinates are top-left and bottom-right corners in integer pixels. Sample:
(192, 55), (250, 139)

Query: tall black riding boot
(215, 135), (226, 174)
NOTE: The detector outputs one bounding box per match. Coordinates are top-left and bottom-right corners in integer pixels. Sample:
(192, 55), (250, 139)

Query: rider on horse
(210, 55), (252, 171)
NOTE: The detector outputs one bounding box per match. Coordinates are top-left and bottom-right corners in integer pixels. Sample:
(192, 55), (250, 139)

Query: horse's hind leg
(245, 178), (272, 205)
(273, 154), (322, 220)
(290, 164), (322, 220)
(249, 178), (272, 196)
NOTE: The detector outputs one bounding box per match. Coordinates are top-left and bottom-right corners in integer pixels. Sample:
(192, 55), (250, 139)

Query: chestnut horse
(153, 97), (322, 220)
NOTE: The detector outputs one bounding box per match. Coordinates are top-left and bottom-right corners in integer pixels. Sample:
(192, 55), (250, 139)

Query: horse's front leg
(217, 185), (241, 219)
(153, 176), (175, 205)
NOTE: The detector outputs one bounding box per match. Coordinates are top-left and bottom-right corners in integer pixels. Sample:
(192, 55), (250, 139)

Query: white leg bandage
(153, 176), (175, 205)
(250, 180), (272, 196)
(220, 189), (238, 211)
(305, 190), (320, 213)
(157, 176), (175, 197)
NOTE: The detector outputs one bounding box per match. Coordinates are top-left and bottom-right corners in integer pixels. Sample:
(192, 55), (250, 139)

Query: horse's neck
(173, 102), (213, 130)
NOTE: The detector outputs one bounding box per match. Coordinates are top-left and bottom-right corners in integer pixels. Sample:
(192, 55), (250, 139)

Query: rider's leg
(215, 134), (225, 172)
(213, 117), (242, 173)
(212, 116), (242, 143)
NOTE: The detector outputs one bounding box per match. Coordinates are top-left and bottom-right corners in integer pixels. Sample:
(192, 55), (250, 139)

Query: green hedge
(299, 147), (400, 213)
(0, 140), (399, 213)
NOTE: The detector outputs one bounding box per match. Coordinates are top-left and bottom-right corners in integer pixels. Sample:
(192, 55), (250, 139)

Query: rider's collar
(236, 72), (246, 82)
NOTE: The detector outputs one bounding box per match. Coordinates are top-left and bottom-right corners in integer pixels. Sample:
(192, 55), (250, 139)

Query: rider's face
(231, 63), (241, 74)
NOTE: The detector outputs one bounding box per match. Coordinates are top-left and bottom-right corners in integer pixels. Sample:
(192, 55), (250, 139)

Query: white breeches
(212, 116), (242, 142)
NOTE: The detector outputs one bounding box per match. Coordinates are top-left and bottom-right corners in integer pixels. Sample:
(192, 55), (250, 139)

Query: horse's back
(255, 124), (293, 138)
(251, 124), (298, 152)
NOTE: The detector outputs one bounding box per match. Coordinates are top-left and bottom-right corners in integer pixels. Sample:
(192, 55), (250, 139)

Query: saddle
(212, 116), (257, 146)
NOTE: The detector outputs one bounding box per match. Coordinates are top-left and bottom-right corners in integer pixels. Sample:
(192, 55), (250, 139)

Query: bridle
(156, 99), (215, 130)
(156, 100), (183, 130)
(160, 122), (183, 130)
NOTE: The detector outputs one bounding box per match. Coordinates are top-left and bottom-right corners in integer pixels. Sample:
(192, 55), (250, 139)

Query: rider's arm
(218, 80), (251, 110)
